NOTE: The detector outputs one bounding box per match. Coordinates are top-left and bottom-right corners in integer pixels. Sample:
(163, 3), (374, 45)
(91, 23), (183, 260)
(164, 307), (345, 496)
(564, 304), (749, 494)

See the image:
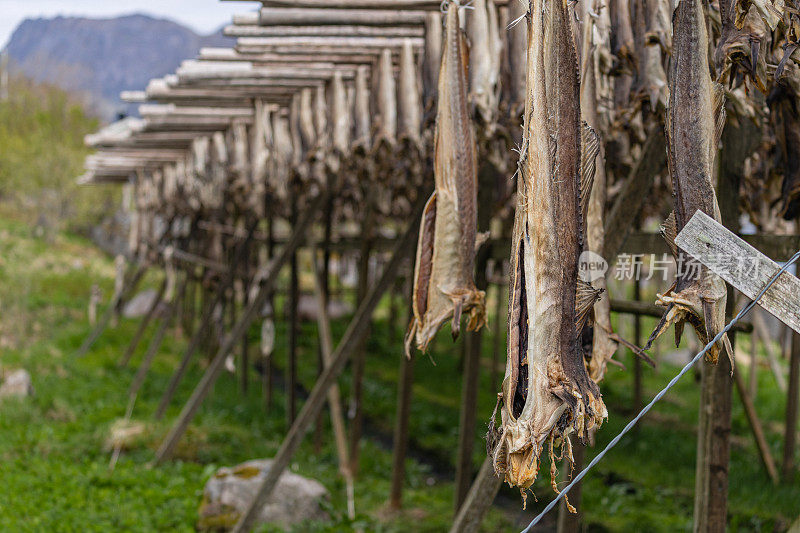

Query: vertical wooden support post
(693, 345), (733, 532)
(265, 214), (276, 411)
(348, 186), (375, 477)
(633, 278), (643, 413)
(314, 188), (334, 453)
(287, 199), (300, 426)
(153, 200), (322, 463)
(389, 276), (416, 511)
(76, 264), (146, 357)
(748, 326), (758, 399)
(184, 270), (196, 338)
(557, 441), (585, 533)
(454, 163), (493, 510)
(783, 331), (800, 481)
(694, 122), (741, 532)
(118, 278), (168, 368)
(449, 456), (503, 533)
(128, 301), (178, 406)
(230, 202), (424, 533)
(490, 281), (504, 396)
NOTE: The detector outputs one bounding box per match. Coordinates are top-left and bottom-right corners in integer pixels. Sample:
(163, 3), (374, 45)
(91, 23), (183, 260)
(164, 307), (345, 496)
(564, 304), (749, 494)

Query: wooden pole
(76, 264), (147, 357)
(153, 221), (260, 420)
(448, 456), (503, 533)
(748, 326), (758, 399)
(287, 202), (300, 426)
(490, 281), (504, 397)
(230, 194), (426, 533)
(348, 186), (376, 477)
(732, 366), (779, 484)
(127, 301), (177, 407)
(312, 249), (355, 519)
(389, 351), (416, 511)
(118, 278), (167, 368)
(314, 186), (334, 453)
(389, 271), (415, 511)
(265, 215), (276, 411)
(783, 331), (800, 481)
(154, 193), (325, 464)
(633, 279), (643, 414)
(454, 162), (493, 510)
(693, 125), (740, 532)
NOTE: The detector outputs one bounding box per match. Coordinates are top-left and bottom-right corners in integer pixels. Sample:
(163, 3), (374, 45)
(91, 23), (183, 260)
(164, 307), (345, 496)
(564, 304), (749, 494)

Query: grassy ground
(0, 209), (798, 532)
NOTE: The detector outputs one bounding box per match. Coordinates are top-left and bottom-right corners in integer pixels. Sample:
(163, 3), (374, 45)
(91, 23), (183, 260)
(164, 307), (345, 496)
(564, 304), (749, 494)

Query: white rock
(0, 369), (34, 398)
(122, 289), (158, 318)
(198, 459), (329, 531)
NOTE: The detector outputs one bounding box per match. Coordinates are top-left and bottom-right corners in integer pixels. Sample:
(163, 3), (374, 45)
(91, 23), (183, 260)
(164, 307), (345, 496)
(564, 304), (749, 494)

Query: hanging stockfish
(230, 120), (252, 211)
(271, 110), (293, 209)
(770, 68), (800, 219)
(353, 65), (372, 153)
(489, 0), (606, 502)
(331, 71), (351, 157)
(398, 39), (422, 148)
(423, 12), (443, 119)
(580, 0), (619, 383)
(396, 38), (424, 216)
(505, 0), (528, 115)
(251, 100), (271, 217)
(645, 0), (733, 365)
(715, 0), (777, 92)
(404, 1), (486, 357)
(467, 0), (501, 126)
(375, 47), (398, 150)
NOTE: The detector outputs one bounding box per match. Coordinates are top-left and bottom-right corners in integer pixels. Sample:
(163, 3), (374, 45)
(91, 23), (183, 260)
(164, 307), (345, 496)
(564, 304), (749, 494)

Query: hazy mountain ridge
(3, 14), (232, 118)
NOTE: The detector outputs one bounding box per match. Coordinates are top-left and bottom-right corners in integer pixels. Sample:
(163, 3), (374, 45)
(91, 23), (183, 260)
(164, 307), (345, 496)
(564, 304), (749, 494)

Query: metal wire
(521, 248), (800, 532)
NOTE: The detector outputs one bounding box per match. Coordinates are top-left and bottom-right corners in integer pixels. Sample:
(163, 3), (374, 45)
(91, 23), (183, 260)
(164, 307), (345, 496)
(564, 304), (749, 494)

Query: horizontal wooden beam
(248, 0), (508, 8)
(199, 48), (380, 64)
(609, 299), (752, 333)
(224, 24), (424, 38)
(258, 7), (428, 26)
(235, 36), (424, 49)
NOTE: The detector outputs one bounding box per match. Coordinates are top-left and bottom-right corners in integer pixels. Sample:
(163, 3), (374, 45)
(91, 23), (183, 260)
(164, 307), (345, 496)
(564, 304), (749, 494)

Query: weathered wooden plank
(251, 0), (509, 7)
(675, 211), (800, 334)
(258, 7), (428, 26)
(224, 24), (424, 38)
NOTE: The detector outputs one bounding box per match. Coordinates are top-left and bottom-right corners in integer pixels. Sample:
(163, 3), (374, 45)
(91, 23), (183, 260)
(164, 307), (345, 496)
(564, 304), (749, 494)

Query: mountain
(3, 14), (233, 119)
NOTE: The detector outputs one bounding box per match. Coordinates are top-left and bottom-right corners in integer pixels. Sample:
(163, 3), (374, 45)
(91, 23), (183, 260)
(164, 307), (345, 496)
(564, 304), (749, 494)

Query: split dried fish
(490, 0), (607, 499)
(646, 0), (733, 365)
(405, 1), (486, 357)
(581, 0), (619, 383)
(467, 0), (501, 125)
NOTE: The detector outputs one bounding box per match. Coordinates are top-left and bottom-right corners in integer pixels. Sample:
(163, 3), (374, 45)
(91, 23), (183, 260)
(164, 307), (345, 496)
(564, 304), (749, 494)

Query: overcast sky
(0, 0), (261, 49)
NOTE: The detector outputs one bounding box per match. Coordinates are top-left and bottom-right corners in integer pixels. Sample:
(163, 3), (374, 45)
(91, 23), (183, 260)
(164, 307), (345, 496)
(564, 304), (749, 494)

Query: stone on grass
(0, 369), (34, 399)
(122, 289), (158, 318)
(296, 294), (353, 322)
(198, 459), (329, 531)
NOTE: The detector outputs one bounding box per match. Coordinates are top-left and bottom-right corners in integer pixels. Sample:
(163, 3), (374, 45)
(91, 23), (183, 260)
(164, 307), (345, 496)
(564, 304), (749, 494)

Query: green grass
(0, 210), (798, 532)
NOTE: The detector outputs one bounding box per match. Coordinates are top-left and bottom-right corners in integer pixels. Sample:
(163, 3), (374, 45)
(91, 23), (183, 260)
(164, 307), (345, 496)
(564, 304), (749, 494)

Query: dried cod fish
(645, 0), (733, 365)
(405, 1), (486, 356)
(489, 0), (607, 499)
(581, 0), (619, 383)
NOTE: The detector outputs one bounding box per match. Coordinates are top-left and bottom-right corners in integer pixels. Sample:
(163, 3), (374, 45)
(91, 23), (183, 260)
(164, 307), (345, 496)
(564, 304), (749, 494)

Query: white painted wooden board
(676, 211), (800, 334)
